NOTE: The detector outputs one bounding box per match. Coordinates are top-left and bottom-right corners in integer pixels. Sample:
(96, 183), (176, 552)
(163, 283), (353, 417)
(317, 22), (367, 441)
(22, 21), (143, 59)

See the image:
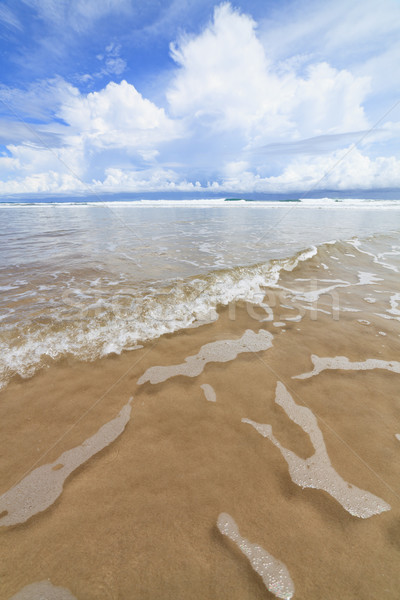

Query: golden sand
(1, 241), (400, 599)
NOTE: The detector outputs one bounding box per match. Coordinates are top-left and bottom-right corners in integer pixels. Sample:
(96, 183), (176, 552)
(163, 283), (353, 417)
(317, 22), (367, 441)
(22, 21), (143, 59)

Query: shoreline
(1, 231), (398, 394)
(1, 236), (400, 599)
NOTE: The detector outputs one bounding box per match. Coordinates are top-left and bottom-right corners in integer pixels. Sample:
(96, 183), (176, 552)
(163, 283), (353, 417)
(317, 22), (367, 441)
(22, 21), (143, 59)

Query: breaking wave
(0, 245), (318, 390)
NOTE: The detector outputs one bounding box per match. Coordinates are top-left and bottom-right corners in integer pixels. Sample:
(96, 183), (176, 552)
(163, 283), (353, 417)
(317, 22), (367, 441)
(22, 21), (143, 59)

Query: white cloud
(219, 147), (400, 192)
(83, 43), (127, 81)
(258, 0), (400, 119)
(0, 79), (184, 194)
(0, 120), (65, 146)
(0, 164), (199, 196)
(59, 80), (182, 150)
(0, 2), (399, 196)
(258, 0), (400, 66)
(0, 139), (86, 198)
(167, 3), (370, 145)
(22, 0), (132, 32)
(0, 172), (83, 195)
(0, 77), (79, 121)
(95, 167), (201, 192)
(0, 4), (22, 30)
(2, 144), (400, 196)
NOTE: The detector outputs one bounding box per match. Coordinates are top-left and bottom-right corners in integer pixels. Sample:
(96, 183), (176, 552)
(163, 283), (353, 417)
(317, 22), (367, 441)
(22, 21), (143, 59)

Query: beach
(1, 199), (400, 599)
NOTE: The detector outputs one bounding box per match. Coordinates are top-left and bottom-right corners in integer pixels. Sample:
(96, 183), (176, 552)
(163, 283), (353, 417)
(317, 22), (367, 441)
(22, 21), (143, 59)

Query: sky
(0, 0), (399, 197)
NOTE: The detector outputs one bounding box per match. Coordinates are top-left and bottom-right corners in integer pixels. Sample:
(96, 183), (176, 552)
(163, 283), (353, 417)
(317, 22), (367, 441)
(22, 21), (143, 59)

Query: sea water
(1, 197), (400, 389)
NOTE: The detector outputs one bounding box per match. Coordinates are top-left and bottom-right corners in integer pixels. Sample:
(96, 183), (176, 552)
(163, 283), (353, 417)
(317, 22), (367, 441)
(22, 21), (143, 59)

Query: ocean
(1, 196), (400, 599)
(1, 197), (400, 389)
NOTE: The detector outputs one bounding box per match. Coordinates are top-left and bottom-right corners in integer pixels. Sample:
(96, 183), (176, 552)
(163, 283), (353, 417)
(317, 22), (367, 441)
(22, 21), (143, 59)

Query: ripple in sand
(0, 397), (133, 527)
(217, 512), (294, 600)
(293, 355), (400, 379)
(243, 383), (391, 518)
(138, 329), (273, 385)
(9, 580), (77, 600)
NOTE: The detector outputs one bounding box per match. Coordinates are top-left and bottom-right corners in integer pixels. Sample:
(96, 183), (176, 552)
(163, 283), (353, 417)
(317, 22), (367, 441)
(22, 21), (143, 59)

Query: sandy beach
(2, 0), (400, 596)
(1, 224), (400, 599)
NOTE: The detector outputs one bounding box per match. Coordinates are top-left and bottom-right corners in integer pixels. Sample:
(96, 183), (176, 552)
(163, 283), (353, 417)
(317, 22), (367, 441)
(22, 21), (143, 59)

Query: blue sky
(0, 0), (399, 196)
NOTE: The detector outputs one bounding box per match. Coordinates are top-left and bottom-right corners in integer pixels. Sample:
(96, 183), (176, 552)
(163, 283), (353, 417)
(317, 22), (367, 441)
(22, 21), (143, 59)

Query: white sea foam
(0, 397), (133, 527)
(242, 382), (391, 518)
(138, 329), (273, 385)
(200, 383), (216, 402)
(285, 279), (351, 303)
(300, 198), (400, 209)
(0, 246), (316, 391)
(217, 513), (294, 599)
(1, 198), (400, 209)
(293, 355), (400, 379)
(388, 293), (400, 316)
(8, 581), (77, 600)
(375, 312), (400, 322)
(284, 314), (302, 322)
(350, 239), (399, 272)
(379, 247), (400, 259)
(395, 434), (400, 442)
(357, 272), (383, 285)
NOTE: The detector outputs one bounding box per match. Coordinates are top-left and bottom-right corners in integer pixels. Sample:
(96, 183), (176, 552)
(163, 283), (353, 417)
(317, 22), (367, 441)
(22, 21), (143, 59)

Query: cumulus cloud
(219, 147), (400, 192)
(0, 2), (399, 196)
(0, 139), (86, 196)
(257, 0), (400, 124)
(95, 166), (201, 192)
(59, 80), (181, 150)
(0, 78), (183, 194)
(0, 172), (84, 195)
(167, 3), (370, 145)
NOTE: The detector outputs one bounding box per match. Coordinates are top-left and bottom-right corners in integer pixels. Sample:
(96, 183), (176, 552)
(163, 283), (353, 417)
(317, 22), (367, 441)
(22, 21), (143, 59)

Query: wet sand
(1, 239), (400, 599)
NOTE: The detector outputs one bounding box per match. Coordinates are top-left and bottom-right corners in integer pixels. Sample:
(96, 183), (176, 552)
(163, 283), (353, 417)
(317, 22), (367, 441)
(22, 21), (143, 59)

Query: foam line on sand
(138, 329), (273, 385)
(242, 383), (391, 518)
(217, 512), (295, 599)
(0, 397), (133, 527)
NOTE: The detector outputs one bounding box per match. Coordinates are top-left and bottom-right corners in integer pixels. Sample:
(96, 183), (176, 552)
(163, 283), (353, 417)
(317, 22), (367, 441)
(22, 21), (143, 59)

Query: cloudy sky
(0, 0), (399, 196)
